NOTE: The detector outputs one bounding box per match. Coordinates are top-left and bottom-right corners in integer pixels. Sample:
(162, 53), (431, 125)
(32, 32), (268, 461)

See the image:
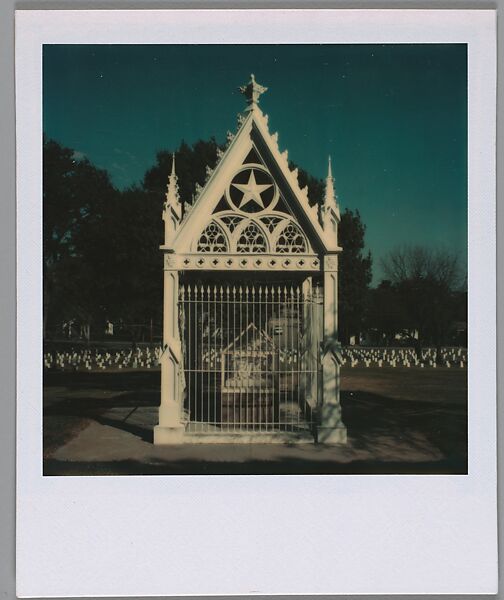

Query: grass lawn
(43, 366), (467, 475)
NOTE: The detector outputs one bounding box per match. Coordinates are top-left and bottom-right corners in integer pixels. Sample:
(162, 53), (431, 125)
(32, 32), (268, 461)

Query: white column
(318, 253), (347, 444)
(154, 255), (185, 444)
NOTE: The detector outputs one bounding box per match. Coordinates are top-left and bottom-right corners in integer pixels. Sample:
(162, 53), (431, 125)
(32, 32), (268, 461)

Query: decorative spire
(239, 74), (268, 111)
(170, 152), (176, 177)
(321, 155), (340, 232)
(325, 156), (337, 207)
(163, 153), (182, 245)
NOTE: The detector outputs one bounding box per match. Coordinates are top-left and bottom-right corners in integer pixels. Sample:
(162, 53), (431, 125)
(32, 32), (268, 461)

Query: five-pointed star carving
(232, 169), (273, 210)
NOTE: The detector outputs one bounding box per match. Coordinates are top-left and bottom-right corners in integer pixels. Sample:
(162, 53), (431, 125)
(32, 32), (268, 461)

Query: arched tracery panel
(236, 221), (268, 253)
(196, 221), (228, 253)
(275, 222), (307, 254)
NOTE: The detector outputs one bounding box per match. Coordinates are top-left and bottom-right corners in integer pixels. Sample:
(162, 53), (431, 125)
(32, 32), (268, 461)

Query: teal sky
(43, 44), (467, 283)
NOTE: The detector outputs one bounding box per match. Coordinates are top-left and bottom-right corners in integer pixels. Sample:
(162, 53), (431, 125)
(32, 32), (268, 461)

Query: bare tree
(381, 245), (462, 290)
(379, 245), (465, 356)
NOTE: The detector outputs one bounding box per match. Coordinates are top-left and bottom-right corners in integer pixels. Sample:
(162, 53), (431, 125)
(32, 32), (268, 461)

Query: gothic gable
(164, 76), (341, 272)
(171, 131), (335, 256)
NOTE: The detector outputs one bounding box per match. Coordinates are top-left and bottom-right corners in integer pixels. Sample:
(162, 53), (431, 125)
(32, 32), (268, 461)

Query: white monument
(154, 75), (346, 444)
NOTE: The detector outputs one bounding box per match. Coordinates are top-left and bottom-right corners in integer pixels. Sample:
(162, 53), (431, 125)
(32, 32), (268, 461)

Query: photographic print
(42, 43), (469, 476)
(16, 10), (497, 598)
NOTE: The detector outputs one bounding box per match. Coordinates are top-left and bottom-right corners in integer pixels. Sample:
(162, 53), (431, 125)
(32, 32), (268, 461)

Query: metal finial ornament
(239, 74), (268, 111)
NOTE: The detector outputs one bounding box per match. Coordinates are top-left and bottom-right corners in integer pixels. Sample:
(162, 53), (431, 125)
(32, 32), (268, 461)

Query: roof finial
(239, 74), (268, 111)
(328, 155), (333, 180)
(171, 153), (176, 177)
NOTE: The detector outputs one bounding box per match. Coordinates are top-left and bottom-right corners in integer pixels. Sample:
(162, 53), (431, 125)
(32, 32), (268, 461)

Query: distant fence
(43, 344), (467, 372)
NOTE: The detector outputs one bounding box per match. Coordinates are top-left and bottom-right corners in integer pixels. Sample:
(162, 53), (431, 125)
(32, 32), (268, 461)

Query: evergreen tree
(338, 209), (373, 344)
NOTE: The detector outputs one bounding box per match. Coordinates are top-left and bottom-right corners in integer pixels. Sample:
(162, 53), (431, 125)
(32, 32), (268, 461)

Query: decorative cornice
(163, 252), (321, 272)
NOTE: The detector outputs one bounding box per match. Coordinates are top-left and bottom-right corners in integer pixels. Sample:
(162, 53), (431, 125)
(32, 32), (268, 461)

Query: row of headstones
(341, 347), (467, 369)
(44, 347), (163, 371)
(43, 345), (467, 371)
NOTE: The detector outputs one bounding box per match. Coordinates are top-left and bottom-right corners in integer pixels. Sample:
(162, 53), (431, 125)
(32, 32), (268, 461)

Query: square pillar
(154, 255), (185, 444)
(318, 254), (347, 444)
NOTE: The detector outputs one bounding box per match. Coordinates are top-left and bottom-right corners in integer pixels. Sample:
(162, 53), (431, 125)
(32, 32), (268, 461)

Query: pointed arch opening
(235, 221), (268, 253)
(196, 221), (229, 253)
(275, 222), (308, 254)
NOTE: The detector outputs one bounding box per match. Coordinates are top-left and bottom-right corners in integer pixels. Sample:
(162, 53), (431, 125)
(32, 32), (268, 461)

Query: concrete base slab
(183, 431), (315, 444)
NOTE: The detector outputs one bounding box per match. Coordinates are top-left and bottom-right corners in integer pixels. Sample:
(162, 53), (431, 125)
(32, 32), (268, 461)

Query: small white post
(318, 253), (347, 444)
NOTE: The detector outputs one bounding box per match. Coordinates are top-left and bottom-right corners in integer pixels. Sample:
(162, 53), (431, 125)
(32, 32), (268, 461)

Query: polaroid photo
(16, 8), (497, 597)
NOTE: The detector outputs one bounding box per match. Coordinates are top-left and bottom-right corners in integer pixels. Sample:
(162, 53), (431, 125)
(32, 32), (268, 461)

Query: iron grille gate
(179, 279), (323, 434)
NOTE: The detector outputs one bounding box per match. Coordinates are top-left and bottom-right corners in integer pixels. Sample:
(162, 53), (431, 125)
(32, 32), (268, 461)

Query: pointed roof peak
(239, 74), (268, 111)
(171, 152), (176, 177)
(327, 155), (333, 180)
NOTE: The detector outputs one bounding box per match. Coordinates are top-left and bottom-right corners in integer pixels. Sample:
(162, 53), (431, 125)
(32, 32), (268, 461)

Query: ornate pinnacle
(239, 74), (268, 111)
(163, 153), (182, 244)
(171, 152), (176, 177)
(166, 154), (179, 203)
(325, 156), (337, 207)
(322, 155), (340, 230)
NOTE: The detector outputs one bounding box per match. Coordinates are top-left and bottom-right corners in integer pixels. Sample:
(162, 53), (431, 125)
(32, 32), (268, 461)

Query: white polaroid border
(16, 9), (497, 597)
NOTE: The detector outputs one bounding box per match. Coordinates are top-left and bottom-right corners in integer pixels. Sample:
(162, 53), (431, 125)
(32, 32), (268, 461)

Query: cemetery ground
(43, 361), (467, 475)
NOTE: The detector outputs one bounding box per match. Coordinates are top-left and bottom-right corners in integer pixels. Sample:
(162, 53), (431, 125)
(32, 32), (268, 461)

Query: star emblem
(231, 169), (273, 211)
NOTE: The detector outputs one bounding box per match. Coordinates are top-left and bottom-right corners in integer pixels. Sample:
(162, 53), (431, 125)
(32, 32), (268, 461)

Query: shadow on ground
(43, 370), (467, 475)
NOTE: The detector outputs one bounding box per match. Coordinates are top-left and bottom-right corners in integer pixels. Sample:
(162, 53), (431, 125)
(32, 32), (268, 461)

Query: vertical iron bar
(225, 284), (230, 432)
(264, 285), (268, 431)
(239, 285), (243, 432)
(212, 285), (215, 428)
(220, 285), (223, 430)
(297, 283), (301, 429)
(205, 284), (208, 432)
(232, 285), (236, 433)
(250, 285), (254, 431)
(194, 284), (198, 427)
(275, 285), (280, 430)
(200, 284), (204, 432)
(188, 284), (191, 426)
(257, 284), (262, 431)
(290, 284), (293, 430)
(245, 285), (249, 431)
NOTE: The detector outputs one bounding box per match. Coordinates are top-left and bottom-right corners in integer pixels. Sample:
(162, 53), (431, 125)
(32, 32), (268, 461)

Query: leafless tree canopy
(380, 245), (463, 290)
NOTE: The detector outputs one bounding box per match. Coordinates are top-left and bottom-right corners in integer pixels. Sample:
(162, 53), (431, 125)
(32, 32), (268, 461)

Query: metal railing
(179, 279), (322, 434)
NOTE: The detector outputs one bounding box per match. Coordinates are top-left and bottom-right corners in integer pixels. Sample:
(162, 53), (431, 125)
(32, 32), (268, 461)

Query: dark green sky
(43, 44), (467, 282)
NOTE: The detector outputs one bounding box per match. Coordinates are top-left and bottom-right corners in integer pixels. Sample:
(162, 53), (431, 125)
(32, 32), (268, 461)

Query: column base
(317, 425), (347, 445)
(153, 425), (185, 445)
